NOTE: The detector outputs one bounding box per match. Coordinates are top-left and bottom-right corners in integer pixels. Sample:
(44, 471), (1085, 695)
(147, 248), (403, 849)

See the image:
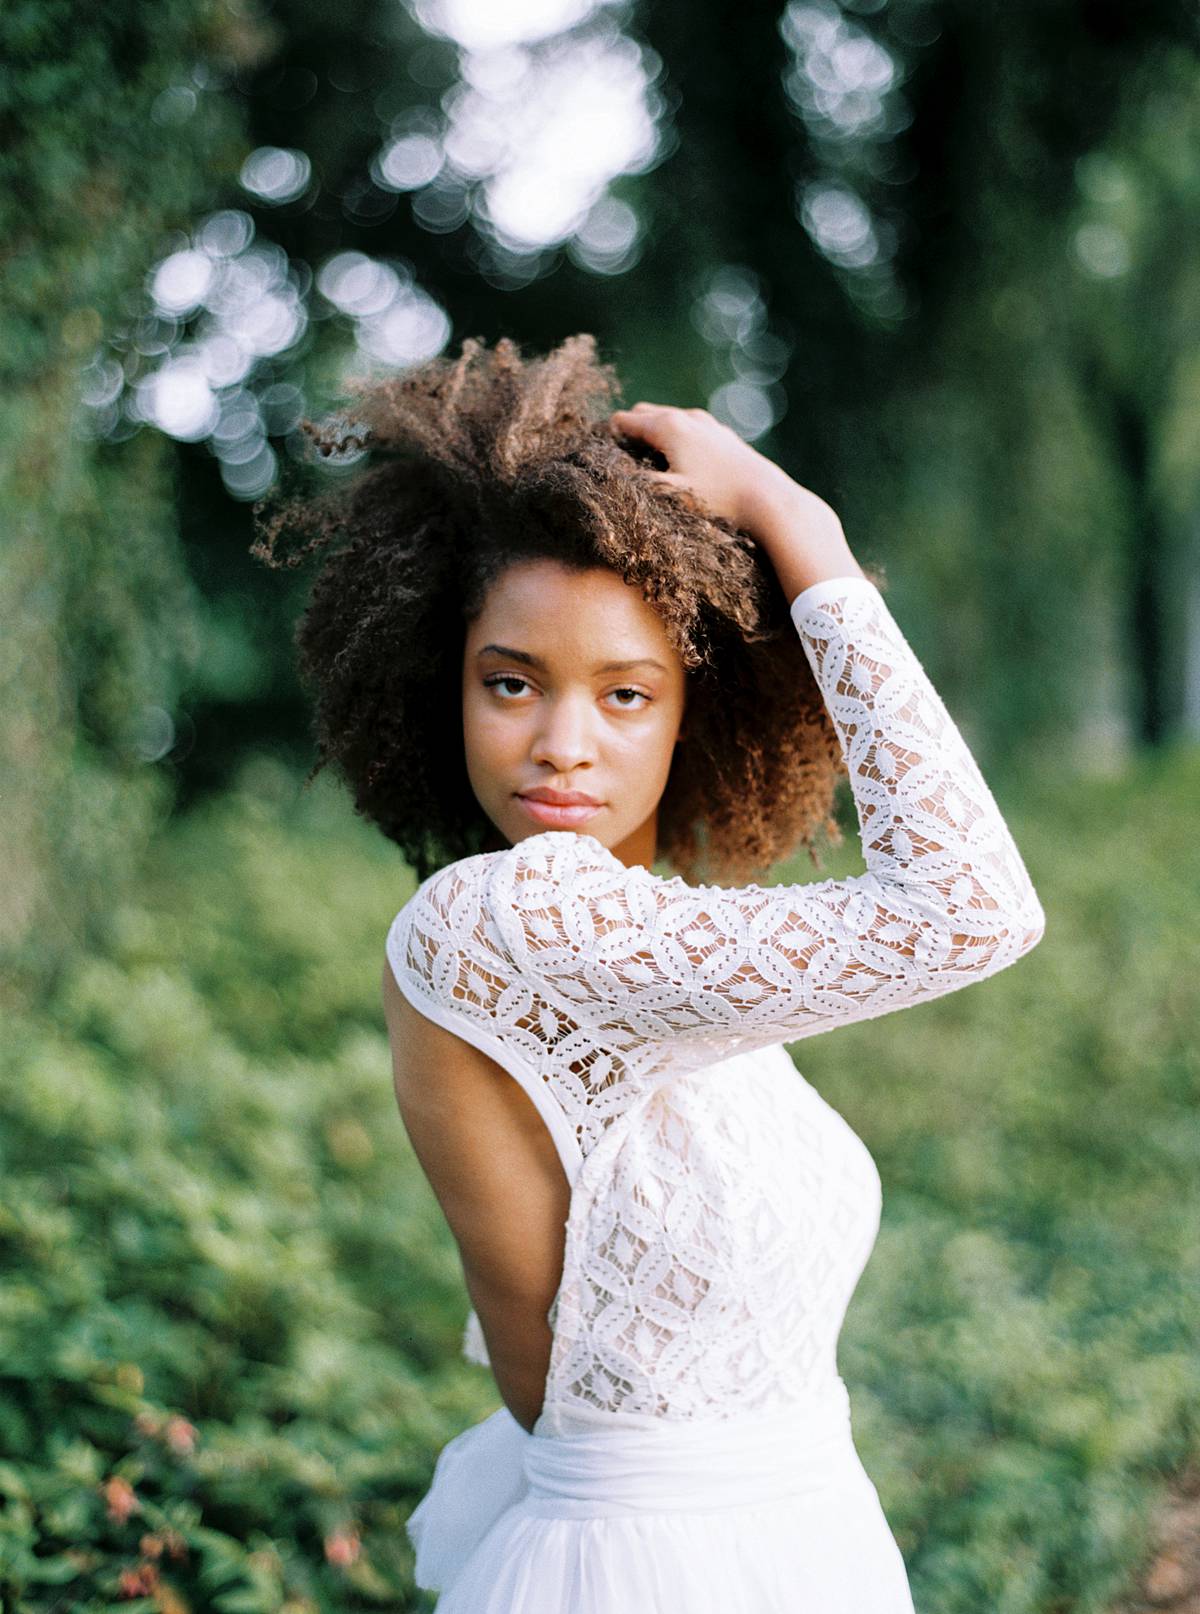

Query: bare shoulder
(380, 956), (485, 1100)
(379, 955), (562, 1187)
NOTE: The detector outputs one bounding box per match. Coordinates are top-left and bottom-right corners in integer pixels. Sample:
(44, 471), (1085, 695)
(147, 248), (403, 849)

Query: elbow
(982, 888), (1045, 975)
(932, 886), (1045, 982)
(1007, 871), (1046, 955)
(1015, 884), (1046, 956)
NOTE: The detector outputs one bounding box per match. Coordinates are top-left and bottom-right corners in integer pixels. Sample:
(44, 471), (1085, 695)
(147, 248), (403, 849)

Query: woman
(253, 332), (1045, 1611)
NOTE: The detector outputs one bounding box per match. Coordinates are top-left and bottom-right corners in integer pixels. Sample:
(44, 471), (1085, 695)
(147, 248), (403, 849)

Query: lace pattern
(386, 574), (1044, 1429)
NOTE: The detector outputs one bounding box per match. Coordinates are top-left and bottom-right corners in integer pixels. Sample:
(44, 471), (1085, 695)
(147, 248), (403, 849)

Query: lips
(516, 789), (603, 828)
(519, 788), (601, 806)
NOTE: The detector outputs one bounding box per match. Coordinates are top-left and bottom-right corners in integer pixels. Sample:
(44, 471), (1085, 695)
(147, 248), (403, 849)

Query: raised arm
(482, 570), (1044, 1065)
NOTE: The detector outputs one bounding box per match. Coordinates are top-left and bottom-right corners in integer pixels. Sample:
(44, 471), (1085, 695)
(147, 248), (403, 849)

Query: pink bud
(103, 1476), (141, 1524)
(164, 1416), (198, 1456)
(117, 1563), (158, 1598)
(323, 1528), (361, 1567)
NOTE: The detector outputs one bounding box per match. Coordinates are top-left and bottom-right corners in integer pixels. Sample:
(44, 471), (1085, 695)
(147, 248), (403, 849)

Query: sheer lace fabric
(386, 575), (1044, 1438)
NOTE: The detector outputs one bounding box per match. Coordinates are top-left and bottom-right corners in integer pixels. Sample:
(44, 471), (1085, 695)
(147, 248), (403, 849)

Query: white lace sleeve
(478, 574), (1044, 1064)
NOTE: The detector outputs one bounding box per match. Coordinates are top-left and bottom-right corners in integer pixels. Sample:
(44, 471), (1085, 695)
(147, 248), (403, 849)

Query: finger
(612, 406), (679, 441)
(611, 413), (666, 444)
(613, 402), (665, 417)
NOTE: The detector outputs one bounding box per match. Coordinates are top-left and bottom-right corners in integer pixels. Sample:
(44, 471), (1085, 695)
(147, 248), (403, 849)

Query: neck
(609, 812), (659, 871)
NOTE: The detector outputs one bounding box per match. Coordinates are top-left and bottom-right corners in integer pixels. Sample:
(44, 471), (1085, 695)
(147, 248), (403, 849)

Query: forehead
(466, 560), (677, 662)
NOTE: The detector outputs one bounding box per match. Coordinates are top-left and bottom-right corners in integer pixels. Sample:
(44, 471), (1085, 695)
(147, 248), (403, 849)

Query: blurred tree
(0, 0), (273, 988)
(857, 0), (1200, 759)
(1067, 46), (1200, 748)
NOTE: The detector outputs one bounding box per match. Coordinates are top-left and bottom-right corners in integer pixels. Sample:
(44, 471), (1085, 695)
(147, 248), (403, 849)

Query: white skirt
(407, 1379), (916, 1612)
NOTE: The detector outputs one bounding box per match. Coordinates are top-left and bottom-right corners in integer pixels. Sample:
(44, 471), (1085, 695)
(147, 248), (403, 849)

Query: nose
(530, 692), (596, 774)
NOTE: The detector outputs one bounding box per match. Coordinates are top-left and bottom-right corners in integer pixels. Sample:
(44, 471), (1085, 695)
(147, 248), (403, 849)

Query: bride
(253, 332), (1044, 1611)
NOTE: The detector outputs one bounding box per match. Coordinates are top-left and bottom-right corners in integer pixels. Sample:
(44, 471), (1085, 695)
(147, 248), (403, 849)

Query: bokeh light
(239, 146), (312, 205)
(133, 358), (220, 442)
(1074, 224), (1132, 279)
(76, 0), (672, 479)
(379, 0), (664, 274)
(567, 193), (641, 275)
(798, 181), (888, 270)
(779, 0), (915, 321)
(79, 194), (453, 500)
(691, 265), (790, 442)
(780, 0), (898, 140)
(151, 250), (215, 316)
(412, 0), (611, 53)
(372, 120), (445, 192)
(317, 250), (452, 367)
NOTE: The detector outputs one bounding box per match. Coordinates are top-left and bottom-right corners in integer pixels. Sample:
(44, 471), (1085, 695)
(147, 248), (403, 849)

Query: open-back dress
(385, 573), (1045, 1612)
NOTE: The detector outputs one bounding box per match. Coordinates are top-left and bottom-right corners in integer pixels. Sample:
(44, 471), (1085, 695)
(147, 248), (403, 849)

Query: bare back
(380, 962), (570, 1434)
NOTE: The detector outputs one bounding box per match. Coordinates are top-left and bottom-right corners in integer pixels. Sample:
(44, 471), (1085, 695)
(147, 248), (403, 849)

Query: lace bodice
(386, 575), (1044, 1435)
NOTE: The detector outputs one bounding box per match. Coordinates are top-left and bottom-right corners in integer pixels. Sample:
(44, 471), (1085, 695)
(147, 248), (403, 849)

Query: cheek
(607, 713), (681, 786)
(460, 690), (485, 774)
(644, 694), (687, 750)
(462, 691), (516, 771)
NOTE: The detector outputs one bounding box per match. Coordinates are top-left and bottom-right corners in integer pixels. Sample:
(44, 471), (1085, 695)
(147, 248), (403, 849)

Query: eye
(483, 674), (532, 699)
(607, 687), (651, 709)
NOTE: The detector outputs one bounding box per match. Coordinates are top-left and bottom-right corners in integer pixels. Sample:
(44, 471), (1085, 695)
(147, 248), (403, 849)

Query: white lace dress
(385, 574), (1045, 1612)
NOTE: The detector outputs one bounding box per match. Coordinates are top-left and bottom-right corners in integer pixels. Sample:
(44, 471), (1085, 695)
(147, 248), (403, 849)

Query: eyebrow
(476, 643), (668, 674)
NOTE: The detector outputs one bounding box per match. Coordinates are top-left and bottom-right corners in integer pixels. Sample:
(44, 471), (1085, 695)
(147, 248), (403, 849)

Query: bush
(1, 745), (1197, 1611)
(821, 742), (1200, 1611)
(1, 760), (488, 1612)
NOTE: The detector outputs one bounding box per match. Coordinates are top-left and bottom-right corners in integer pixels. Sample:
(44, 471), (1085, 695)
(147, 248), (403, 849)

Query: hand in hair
(610, 403), (863, 598)
(610, 403), (810, 536)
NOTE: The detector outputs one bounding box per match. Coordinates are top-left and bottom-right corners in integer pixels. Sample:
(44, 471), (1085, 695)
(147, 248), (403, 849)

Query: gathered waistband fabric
(407, 1379), (870, 1595)
(520, 1378), (858, 1519)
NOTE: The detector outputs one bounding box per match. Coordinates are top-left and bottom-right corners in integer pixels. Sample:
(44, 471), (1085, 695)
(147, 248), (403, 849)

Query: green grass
(1, 744), (1196, 1612)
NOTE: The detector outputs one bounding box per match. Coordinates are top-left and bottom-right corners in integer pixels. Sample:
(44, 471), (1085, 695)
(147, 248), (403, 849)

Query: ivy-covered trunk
(0, 0), (263, 996)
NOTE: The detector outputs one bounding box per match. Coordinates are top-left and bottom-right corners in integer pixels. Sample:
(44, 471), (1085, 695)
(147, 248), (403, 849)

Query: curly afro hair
(250, 331), (886, 886)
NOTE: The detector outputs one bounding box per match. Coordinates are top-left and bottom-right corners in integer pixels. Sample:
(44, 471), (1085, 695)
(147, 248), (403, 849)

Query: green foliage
(2, 747), (1198, 1610)
(0, 0), (264, 378)
(816, 744), (1200, 1611)
(5, 9), (1196, 1601)
(0, 762), (491, 1612)
(0, 0), (265, 989)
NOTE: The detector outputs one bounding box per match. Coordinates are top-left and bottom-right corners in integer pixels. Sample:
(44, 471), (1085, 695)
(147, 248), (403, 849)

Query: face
(462, 559), (688, 869)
